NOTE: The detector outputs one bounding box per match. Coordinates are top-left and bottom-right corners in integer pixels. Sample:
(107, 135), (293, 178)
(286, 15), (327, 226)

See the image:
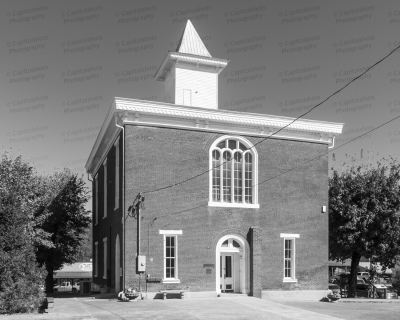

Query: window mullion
(219, 151), (223, 202)
(242, 152), (245, 204)
(231, 151), (234, 202)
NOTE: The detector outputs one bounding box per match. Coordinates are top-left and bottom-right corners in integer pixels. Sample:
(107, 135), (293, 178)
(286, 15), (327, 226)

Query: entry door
(220, 254), (234, 292)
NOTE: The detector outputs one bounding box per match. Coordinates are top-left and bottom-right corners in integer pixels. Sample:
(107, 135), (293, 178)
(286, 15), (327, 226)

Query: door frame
(115, 234), (120, 292)
(216, 234), (249, 294)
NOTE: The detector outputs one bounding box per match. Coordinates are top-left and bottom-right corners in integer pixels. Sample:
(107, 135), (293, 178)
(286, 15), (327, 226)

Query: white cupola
(154, 20), (229, 109)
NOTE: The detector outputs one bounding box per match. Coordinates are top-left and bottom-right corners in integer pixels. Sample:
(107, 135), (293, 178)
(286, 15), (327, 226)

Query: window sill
(208, 201), (260, 209)
(282, 278), (297, 283)
(162, 279), (180, 284)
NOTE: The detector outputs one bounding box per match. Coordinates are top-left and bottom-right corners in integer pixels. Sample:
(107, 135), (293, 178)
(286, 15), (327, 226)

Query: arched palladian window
(209, 136), (259, 208)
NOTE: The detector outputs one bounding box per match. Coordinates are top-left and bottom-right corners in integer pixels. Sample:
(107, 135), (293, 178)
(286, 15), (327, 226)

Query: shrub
(0, 246), (47, 314)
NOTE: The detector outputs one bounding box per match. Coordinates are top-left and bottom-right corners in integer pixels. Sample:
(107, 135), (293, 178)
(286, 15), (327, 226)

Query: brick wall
(120, 125), (328, 293)
(92, 131), (123, 291)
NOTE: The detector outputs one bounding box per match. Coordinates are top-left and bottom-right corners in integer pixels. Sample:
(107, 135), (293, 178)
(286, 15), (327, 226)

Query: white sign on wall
(79, 263), (92, 271)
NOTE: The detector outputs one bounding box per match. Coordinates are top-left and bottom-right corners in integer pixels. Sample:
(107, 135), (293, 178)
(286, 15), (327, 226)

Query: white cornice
(114, 98), (343, 134)
(170, 54), (228, 65)
(85, 97), (344, 175)
(155, 52), (229, 81)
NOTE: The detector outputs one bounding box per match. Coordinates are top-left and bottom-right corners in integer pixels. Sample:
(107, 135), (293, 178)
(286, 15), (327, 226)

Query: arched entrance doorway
(115, 234), (120, 292)
(216, 234), (249, 294)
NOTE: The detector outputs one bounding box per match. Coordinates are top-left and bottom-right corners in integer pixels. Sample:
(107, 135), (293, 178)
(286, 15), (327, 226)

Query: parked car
(53, 281), (80, 293)
(356, 279), (369, 290)
(357, 272), (369, 281)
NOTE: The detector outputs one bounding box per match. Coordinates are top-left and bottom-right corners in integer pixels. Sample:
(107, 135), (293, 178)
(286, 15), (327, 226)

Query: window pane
(239, 142), (246, 151)
(223, 151), (232, 202)
(171, 259), (175, 268)
(212, 150), (221, 201)
(225, 256), (232, 277)
(217, 141), (225, 149)
(170, 268), (175, 278)
(233, 152), (242, 203)
(166, 237), (170, 247)
(171, 248), (175, 258)
(166, 259), (170, 267)
(233, 240), (240, 248)
(228, 140), (236, 150)
(171, 237), (175, 247)
(244, 153), (252, 204)
(221, 240), (228, 247)
(166, 268), (170, 278)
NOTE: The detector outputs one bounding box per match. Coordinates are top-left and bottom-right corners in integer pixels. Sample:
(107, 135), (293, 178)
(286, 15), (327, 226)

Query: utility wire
(149, 113), (400, 221)
(255, 114), (400, 187)
(143, 44), (400, 196)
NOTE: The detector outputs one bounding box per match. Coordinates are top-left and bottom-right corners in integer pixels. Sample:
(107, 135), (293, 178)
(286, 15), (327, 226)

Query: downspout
(115, 122), (125, 290)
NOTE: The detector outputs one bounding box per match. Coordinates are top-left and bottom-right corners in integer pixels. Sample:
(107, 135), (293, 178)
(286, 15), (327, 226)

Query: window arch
(209, 136), (259, 208)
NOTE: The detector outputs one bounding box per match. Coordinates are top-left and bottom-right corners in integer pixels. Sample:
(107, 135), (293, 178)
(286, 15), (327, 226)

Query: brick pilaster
(248, 226), (262, 298)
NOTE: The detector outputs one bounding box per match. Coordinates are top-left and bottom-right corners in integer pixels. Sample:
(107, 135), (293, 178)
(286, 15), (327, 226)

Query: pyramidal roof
(175, 20), (211, 57)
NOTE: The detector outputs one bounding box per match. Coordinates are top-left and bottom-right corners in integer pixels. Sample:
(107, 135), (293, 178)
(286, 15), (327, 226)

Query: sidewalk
(1, 295), (344, 320)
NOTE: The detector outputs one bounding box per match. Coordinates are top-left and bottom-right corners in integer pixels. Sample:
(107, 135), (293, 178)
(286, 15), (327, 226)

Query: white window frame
(95, 174), (98, 225)
(208, 136), (259, 208)
(114, 138), (120, 210)
(103, 158), (107, 219)
(280, 233), (299, 283)
(94, 242), (98, 277)
(159, 230), (182, 283)
(103, 237), (107, 279)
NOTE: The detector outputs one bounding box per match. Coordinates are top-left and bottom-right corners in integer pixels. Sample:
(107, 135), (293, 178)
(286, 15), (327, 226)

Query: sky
(1, 0), (399, 211)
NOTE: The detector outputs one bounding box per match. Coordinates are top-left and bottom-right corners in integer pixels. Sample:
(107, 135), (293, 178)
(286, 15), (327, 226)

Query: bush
(0, 246), (47, 314)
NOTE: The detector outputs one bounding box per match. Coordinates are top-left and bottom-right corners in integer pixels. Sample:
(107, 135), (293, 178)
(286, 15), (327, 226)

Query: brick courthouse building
(85, 21), (343, 300)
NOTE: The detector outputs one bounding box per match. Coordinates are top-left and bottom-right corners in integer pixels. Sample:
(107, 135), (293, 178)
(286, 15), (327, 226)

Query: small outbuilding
(54, 262), (92, 286)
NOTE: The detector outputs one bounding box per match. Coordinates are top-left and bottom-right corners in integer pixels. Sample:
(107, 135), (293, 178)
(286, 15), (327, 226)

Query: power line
(143, 44), (400, 196)
(147, 113), (400, 221)
(255, 114), (400, 188)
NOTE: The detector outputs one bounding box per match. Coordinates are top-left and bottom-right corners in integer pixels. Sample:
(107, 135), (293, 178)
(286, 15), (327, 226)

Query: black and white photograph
(1, 1), (400, 319)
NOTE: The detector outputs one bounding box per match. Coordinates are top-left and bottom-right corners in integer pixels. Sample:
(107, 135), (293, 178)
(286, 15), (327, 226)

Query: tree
(74, 227), (92, 262)
(36, 169), (91, 293)
(329, 157), (400, 297)
(0, 153), (49, 314)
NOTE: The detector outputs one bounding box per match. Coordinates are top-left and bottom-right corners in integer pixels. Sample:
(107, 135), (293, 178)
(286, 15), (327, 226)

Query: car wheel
(72, 288), (77, 293)
(54, 289), (58, 293)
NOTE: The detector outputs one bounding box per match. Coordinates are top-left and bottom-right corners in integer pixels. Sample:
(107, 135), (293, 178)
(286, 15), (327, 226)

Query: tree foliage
(0, 154), (92, 312)
(0, 154), (48, 314)
(74, 227), (92, 262)
(36, 169), (91, 293)
(329, 157), (400, 297)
